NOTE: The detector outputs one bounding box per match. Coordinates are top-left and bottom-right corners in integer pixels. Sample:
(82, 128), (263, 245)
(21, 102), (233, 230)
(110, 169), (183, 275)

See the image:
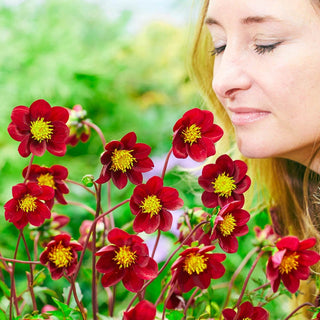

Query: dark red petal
(133, 213), (153, 233)
(298, 237), (317, 250)
(101, 269), (125, 287)
(222, 309), (236, 320)
(18, 136), (31, 157)
(127, 170), (143, 186)
(282, 272), (300, 293)
(134, 258), (158, 280)
(233, 160), (248, 182)
(108, 228), (132, 246)
(96, 252), (117, 273)
(10, 106), (30, 129)
(172, 133), (188, 159)
(187, 140), (208, 162)
(201, 191), (219, 208)
(237, 301), (253, 317)
(30, 140), (46, 157)
(218, 235), (238, 253)
(50, 106), (69, 123)
(121, 132), (137, 148)
(133, 143), (152, 159)
(112, 171), (128, 189)
(46, 142), (67, 157)
(30, 99), (52, 120)
(134, 158), (154, 172)
(159, 210), (173, 232)
(235, 176), (251, 194)
(145, 176), (163, 194)
(122, 271), (144, 292)
(276, 236), (299, 251)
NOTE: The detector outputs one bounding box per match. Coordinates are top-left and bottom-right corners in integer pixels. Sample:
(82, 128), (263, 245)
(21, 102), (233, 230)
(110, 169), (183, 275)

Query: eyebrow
(205, 15), (283, 26)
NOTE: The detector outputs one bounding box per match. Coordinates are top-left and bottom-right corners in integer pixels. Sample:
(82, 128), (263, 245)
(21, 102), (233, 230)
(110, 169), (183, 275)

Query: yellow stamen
(140, 195), (162, 217)
(37, 173), (56, 189)
(219, 213), (237, 237)
(212, 172), (236, 197)
(48, 241), (73, 268)
(30, 117), (54, 142)
(19, 194), (37, 212)
(113, 246), (137, 269)
(183, 252), (208, 275)
(181, 124), (202, 145)
(279, 252), (300, 274)
(110, 149), (136, 172)
(243, 318), (252, 320)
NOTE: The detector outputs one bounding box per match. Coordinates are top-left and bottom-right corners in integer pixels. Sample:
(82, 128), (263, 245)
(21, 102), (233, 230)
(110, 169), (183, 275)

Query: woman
(190, 0), (320, 317)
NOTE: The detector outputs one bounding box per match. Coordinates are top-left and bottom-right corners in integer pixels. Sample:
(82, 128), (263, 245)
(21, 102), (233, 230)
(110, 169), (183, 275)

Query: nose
(212, 47), (252, 100)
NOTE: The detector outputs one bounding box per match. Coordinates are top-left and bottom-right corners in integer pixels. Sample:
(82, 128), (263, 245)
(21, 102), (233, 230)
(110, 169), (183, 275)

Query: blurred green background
(0, 1), (286, 319)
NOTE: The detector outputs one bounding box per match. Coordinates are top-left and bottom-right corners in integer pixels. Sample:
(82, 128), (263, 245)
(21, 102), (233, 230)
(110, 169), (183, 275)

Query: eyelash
(210, 42), (281, 56)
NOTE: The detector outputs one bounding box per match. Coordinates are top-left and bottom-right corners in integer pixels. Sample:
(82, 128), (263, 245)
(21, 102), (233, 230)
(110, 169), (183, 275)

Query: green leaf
(166, 310), (184, 320)
(0, 280), (10, 298)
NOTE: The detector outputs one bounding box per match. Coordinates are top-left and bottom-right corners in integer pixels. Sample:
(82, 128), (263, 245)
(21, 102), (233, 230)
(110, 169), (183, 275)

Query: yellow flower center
(30, 117), (54, 142)
(110, 149), (136, 172)
(140, 195), (162, 217)
(243, 318), (252, 320)
(219, 213), (236, 237)
(113, 245), (137, 269)
(37, 173), (56, 189)
(279, 252), (300, 274)
(212, 172), (236, 198)
(18, 194), (37, 212)
(48, 241), (73, 268)
(181, 124), (202, 145)
(183, 252), (208, 275)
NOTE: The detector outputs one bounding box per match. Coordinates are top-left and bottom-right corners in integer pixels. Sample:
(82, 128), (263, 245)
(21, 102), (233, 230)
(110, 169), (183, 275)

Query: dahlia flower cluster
(2, 100), (320, 320)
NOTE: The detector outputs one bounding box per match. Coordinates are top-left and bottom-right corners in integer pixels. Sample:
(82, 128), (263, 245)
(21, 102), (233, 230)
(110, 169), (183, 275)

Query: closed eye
(210, 45), (226, 56)
(254, 42), (282, 54)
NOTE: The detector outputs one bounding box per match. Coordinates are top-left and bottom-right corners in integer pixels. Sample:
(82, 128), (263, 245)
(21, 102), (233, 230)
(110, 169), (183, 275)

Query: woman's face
(206, 0), (320, 165)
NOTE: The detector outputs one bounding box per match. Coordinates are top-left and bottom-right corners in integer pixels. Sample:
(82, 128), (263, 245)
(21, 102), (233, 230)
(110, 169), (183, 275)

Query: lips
(228, 107), (271, 126)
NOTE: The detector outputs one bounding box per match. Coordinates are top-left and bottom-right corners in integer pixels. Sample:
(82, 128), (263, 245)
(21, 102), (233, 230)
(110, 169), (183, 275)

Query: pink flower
(222, 301), (269, 320)
(130, 176), (184, 234)
(171, 245), (226, 293)
(172, 108), (223, 162)
(211, 201), (250, 253)
(4, 182), (54, 229)
(22, 164), (69, 209)
(65, 104), (91, 146)
(198, 154), (251, 208)
(7, 99), (69, 157)
(266, 236), (320, 293)
(40, 233), (83, 280)
(123, 300), (156, 320)
(96, 132), (154, 189)
(96, 228), (158, 292)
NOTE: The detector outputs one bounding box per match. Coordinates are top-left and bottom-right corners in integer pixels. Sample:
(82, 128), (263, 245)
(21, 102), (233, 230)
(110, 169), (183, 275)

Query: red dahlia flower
(96, 228), (158, 292)
(4, 182), (54, 229)
(23, 164), (69, 209)
(222, 301), (269, 320)
(172, 108), (223, 162)
(171, 245), (226, 293)
(65, 104), (91, 146)
(198, 154), (251, 208)
(130, 176), (184, 234)
(123, 300), (156, 320)
(211, 201), (250, 253)
(266, 236), (320, 293)
(7, 99), (69, 157)
(96, 132), (154, 189)
(40, 233), (83, 280)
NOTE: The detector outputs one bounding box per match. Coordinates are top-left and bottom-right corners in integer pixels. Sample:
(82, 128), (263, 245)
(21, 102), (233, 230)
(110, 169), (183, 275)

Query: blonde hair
(188, 0), (320, 315)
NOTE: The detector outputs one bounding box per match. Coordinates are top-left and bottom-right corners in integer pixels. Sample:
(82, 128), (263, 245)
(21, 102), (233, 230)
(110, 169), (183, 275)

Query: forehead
(206, 0), (319, 27)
